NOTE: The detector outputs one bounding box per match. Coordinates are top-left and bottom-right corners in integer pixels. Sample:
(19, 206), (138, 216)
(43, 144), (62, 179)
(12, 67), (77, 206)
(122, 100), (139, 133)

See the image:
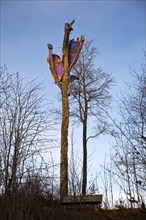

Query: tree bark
(47, 45), (62, 90)
(60, 23), (70, 199)
(82, 121), (87, 195)
(82, 74), (88, 195)
(47, 21), (84, 199)
(60, 80), (69, 199)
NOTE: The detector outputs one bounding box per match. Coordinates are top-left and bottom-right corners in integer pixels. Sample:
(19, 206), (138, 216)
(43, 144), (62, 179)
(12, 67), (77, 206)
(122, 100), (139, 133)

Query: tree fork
(47, 20), (84, 200)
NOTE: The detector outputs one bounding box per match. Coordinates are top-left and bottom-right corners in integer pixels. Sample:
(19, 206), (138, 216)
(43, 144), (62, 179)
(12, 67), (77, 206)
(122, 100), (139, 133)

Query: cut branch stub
(47, 44), (53, 50)
(65, 19), (75, 32)
(63, 20), (75, 53)
(81, 35), (85, 42)
(65, 23), (73, 32)
(68, 35), (85, 72)
(47, 45), (62, 90)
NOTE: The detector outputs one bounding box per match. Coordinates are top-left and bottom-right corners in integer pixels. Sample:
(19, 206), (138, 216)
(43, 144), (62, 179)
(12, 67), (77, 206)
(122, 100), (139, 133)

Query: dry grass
(0, 196), (146, 220)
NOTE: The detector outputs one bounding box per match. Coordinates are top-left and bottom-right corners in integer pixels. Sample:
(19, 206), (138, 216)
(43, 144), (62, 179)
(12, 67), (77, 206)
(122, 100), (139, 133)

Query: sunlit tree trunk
(60, 25), (70, 198)
(47, 21), (84, 199)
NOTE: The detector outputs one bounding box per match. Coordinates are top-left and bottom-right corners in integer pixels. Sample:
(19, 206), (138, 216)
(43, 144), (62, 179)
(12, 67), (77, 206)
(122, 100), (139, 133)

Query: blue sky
(1, 0), (145, 94)
(0, 0), (146, 192)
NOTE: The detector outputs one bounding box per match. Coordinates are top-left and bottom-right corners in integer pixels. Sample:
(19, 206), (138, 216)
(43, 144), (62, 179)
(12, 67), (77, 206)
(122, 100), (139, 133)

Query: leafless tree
(69, 40), (114, 195)
(109, 59), (146, 207)
(68, 128), (82, 196)
(0, 66), (57, 219)
(100, 154), (115, 209)
(47, 20), (84, 199)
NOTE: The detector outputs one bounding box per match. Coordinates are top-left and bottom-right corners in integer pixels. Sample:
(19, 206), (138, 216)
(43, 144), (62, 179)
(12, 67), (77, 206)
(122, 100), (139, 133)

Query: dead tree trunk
(60, 23), (70, 199)
(47, 20), (84, 199)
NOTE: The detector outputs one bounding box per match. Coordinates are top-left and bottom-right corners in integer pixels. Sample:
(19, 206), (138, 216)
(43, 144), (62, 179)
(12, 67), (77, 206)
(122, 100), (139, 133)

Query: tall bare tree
(0, 66), (54, 219)
(69, 40), (114, 195)
(108, 59), (146, 207)
(47, 20), (84, 199)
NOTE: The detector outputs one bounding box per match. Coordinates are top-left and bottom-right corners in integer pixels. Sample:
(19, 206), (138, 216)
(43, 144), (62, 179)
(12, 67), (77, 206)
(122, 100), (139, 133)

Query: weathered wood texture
(47, 45), (62, 90)
(60, 22), (71, 199)
(60, 21), (84, 199)
(69, 36), (84, 72)
(47, 20), (84, 200)
(61, 195), (103, 205)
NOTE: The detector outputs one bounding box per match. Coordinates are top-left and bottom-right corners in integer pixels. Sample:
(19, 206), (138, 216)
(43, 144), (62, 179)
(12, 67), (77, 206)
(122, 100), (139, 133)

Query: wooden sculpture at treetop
(47, 20), (85, 199)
